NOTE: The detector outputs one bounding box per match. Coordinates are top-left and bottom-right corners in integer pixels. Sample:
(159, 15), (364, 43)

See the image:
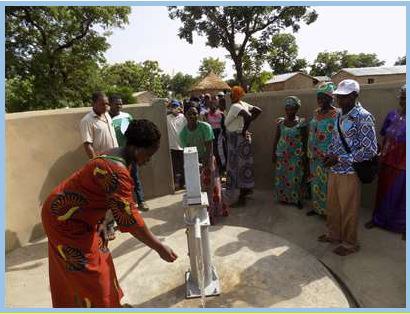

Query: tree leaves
(6, 6), (131, 112)
(198, 57), (226, 78)
(310, 51), (385, 77)
(168, 6), (317, 86)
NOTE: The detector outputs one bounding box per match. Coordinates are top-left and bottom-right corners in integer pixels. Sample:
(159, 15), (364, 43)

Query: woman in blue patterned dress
(307, 82), (338, 216)
(273, 96), (308, 209)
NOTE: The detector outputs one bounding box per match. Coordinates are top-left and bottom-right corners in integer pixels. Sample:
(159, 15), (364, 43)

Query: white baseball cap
(333, 79), (360, 95)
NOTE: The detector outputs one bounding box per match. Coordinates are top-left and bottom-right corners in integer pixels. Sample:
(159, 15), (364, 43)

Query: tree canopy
(168, 72), (197, 98)
(6, 6), (131, 112)
(265, 33), (308, 74)
(198, 57), (226, 78)
(395, 56), (406, 65)
(168, 6), (317, 87)
(310, 50), (385, 77)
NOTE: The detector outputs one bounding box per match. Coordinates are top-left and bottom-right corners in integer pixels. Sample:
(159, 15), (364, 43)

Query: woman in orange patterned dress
(41, 119), (178, 308)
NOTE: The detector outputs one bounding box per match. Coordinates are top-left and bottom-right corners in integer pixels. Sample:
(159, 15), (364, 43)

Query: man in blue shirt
(319, 79), (378, 256)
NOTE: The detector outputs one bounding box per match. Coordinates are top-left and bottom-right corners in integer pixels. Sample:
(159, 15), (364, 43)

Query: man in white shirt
(80, 91), (119, 241)
(80, 91), (118, 158)
(167, 100), (186, 190)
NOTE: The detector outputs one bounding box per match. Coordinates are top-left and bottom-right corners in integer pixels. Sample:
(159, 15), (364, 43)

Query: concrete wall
(333, 71), (406, 85)
(6, 100), (174, 252)
(243, 81), (405, 209)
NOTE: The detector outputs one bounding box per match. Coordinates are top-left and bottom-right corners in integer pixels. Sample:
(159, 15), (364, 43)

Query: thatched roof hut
(190, 72), (231, 97)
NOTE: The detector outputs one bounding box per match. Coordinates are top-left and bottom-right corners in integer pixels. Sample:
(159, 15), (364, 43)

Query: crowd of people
(166, 87), (263, 224)
(270, 80), (406, 257)
(167, 80), (406, 258)
(39, 78), (405, 307)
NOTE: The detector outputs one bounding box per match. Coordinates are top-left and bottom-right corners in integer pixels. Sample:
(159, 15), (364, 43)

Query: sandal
(318, 234), (339, 243)
(230, 197), (246, 208)
(107, 229), (116, 241)
(333, 245), (359, 256)
(364, 220), (375, 229)
(138, 202), (150, 212)
(122, 303), (133, 308)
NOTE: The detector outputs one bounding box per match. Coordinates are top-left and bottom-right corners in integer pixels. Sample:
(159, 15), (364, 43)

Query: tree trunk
(233, 56), (246, 90)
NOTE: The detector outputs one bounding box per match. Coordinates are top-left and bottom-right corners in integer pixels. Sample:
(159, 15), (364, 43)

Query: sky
(104, 6), (406, 79)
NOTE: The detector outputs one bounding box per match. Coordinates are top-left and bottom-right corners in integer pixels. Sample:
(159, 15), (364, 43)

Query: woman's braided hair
(124, 119), (161, 148)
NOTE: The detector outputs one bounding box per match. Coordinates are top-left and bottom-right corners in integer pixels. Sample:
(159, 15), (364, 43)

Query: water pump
(183, 147), (220, 299)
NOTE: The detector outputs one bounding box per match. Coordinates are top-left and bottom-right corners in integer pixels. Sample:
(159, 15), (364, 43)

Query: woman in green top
(180, 102), (229, 224)
(307, 82), (338, 217)
(272, 96), (308, 209)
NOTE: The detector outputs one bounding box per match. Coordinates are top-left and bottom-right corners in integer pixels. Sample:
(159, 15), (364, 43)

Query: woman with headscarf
(307, 82), (338, 216)
(41, 119), (177, 307)
(225, 86), (262, 206)
(204, 96), (226, 175)
(365, 85), (406, 239)
(272, 96), (307, 209)
(180, 101), (229, 224)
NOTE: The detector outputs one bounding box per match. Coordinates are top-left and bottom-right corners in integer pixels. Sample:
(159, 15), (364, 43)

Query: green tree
(310, 51), (342, 77)
(240, 40), (270, 91)
(249, 71), (273, 93)
(102, 60), (169, 98)
(6, 6), (131, 112)
(198, 57), (226, 77)
(310, 50), (385, 77)
(168, 6), (317, 87)
(342, 53), (385, 68)
(169, 72), (197, 97)
(265, 33), (307, 74)
(6, 77), (34, 113)
(394, 56), (406, 65)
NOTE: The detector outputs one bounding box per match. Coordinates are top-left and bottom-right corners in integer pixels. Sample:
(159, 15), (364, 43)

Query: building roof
(265, 72), (298, 84)
(191, 72), (231, 91)
(313, 76), (331, 82)
(265, 72), (314, 84)
(338, 65), (406, 77)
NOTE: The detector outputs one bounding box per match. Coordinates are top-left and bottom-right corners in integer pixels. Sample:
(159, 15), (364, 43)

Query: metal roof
(339, 65), (406, 76)
(265, 72), (302, 84)
(313, 76), (331, 82)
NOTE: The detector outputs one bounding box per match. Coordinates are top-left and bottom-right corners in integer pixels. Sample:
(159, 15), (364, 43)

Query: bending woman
(41, 119), (178, 308)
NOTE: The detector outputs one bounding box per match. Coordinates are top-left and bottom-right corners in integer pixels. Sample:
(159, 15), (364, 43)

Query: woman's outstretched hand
(157, 244), (178, 262)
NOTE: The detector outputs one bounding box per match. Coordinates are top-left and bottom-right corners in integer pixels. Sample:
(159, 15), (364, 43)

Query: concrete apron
(6, 225), (349, 308)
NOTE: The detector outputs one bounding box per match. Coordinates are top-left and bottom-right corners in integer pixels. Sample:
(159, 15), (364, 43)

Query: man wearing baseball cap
(319, 79), (378, 256)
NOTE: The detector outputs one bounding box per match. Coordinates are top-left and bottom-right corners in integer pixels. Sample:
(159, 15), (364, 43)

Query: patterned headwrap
(316, 82), (336, 97)
(283, 96), (301, 109)
(231, 86), (245, 102)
